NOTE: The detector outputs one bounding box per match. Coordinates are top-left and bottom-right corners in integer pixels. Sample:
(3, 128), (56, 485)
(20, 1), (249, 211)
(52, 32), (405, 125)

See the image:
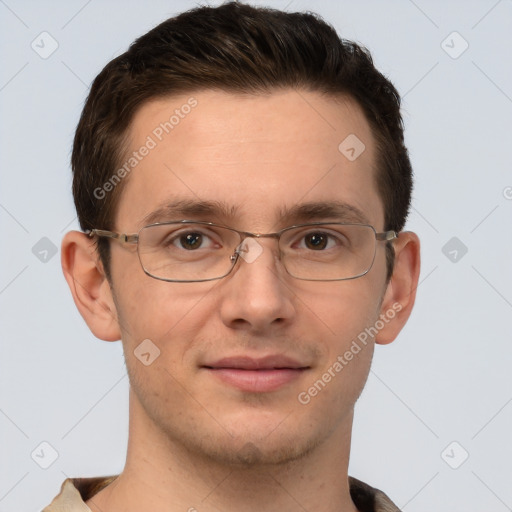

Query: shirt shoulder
(349, 476), (402, 512)
(42, 476), (118, 512)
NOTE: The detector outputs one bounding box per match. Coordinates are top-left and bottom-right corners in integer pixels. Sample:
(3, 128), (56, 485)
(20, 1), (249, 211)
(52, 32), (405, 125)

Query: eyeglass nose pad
(231, 240), (250, 263)
(233, 238), (265, 265)
(230, 240), (247, 264)
(232, 238), (247, 259)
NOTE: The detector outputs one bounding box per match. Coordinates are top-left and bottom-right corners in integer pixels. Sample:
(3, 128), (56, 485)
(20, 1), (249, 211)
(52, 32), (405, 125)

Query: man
(46, 2), (420, 511)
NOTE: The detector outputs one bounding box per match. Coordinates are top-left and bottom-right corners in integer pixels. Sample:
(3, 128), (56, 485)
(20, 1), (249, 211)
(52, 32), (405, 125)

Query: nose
(219, 237), (296, 333)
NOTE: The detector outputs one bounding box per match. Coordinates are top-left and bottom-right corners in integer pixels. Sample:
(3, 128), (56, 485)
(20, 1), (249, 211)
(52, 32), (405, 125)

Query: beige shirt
(43, 475), (401, 511)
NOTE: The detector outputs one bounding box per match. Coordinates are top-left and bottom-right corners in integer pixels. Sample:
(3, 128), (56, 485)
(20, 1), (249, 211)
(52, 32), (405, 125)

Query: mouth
(201, 355), (310, 393)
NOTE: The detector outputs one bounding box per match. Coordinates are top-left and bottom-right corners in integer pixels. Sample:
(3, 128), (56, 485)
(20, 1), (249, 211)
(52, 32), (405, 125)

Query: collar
(43, 475), (401, 512)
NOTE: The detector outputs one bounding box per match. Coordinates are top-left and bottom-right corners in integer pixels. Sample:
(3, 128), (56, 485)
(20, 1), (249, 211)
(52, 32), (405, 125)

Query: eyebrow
(140, 199), (239, 227)
(139, 199), (370, 229)
(278, 201), (370, 226)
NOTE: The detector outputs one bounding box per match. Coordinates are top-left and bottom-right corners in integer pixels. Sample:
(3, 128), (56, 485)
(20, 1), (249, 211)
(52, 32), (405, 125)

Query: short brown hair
(72, 1), (412, 281)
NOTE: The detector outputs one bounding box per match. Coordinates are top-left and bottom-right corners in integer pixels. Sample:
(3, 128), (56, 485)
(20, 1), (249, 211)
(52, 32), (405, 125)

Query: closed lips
(202, 355), (309, 370)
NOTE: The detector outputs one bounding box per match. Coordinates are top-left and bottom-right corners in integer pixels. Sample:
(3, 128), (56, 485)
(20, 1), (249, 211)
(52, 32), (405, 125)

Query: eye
(163, 229), (218, 251)
(288, 226), (353, 253)
(299, 231), (339, 251)
(303, 232), (330, 250)
(142, 224), (227, 255)
(177, 232), (205, 250)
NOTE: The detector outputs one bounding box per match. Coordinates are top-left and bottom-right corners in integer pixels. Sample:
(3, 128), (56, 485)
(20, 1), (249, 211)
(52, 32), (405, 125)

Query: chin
(192, 431), (323, 468)
(131, 374), (351, 469)
(164, 408), (336, 469)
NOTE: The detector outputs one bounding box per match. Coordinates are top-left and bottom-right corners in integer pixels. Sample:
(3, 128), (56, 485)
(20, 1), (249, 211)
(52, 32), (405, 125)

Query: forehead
(114, 89), (384, 231)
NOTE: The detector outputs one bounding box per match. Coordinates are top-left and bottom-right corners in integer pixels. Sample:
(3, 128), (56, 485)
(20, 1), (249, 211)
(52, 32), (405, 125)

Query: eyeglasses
(87, 221), (397, 282)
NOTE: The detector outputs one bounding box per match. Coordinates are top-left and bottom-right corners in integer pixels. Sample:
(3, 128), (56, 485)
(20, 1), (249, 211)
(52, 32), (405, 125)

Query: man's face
(108, 89), (390, 465)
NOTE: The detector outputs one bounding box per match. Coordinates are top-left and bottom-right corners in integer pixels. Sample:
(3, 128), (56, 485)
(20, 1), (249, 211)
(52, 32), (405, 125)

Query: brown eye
(179, 233), (203, 250)
(304, 233), (328, 250)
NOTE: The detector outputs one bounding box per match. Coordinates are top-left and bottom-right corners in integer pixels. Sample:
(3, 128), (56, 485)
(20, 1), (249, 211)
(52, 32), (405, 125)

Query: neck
(87, 390), (360, 512)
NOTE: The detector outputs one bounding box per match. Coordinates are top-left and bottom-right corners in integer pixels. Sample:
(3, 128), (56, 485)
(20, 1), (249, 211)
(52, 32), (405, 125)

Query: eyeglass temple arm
(87, 229), (138, 244)
(376, 230), (397, 241)
(86, 226), (396, 244)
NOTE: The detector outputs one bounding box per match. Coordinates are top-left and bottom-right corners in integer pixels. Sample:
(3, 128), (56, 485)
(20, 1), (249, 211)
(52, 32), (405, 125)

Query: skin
(62, 89), (420, 512)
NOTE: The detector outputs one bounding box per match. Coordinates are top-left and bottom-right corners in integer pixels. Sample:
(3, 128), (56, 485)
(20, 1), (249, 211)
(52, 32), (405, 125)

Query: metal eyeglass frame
(86, 220), (397, 282)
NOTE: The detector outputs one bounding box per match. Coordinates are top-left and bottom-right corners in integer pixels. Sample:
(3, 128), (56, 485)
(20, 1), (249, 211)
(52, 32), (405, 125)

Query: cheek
(113, 274), (220, 357)
(297, 280), (382, 382)
(296, 291), (377, 414)
(117, 283), (204, 412)
(298, 280), (381, 343)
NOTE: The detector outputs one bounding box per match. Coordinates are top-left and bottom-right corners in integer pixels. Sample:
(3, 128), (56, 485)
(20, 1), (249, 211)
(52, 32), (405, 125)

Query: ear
(375, 231), (421, 345)
(61, 230), (121, 342)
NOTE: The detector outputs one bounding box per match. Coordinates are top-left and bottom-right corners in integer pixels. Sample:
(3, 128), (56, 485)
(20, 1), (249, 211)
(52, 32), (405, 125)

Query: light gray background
(1, 0), (511, 510)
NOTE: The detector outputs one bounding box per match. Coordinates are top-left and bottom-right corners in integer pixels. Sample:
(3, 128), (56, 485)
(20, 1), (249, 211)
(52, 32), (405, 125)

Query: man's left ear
(375, 231), (421, 345)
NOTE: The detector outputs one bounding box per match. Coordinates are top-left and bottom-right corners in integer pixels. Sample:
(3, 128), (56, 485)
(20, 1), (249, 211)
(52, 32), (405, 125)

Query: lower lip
(206, 368), (306, 392)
